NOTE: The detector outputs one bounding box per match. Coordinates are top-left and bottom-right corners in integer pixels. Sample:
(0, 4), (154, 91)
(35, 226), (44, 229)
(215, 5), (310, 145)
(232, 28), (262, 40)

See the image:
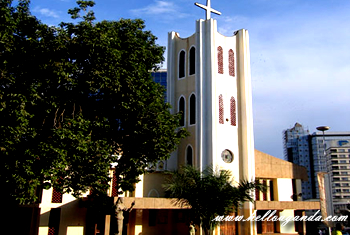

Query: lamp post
(317, 126), (330, 161)
(316, 126), (333, 233)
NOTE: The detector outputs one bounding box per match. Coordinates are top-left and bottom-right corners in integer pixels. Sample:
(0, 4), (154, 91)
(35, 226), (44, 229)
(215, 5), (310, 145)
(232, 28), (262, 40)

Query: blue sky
(26, 0), (350, 159)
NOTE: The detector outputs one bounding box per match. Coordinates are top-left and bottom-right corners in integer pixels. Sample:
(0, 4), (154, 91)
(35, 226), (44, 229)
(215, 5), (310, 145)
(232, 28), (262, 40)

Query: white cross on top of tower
(195, 0), (221, 20)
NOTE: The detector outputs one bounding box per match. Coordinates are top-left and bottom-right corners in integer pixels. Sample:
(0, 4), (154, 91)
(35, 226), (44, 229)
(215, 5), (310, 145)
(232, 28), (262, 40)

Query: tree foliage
(163, 165), (266, 235)
(0, 0), (187, 204)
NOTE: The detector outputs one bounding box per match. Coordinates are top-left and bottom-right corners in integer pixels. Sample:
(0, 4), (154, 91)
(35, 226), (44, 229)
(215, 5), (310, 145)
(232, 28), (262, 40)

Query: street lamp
(317, 126), (330, 171)
(316, 126), (333, 233)
(317, 126), (330, 146)
(316, 126), (330, 132)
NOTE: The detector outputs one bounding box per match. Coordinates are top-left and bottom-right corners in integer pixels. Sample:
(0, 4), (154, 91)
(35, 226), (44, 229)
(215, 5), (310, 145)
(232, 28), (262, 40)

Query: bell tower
(167, 0), (255, 178)
(166, 2), (256, 233)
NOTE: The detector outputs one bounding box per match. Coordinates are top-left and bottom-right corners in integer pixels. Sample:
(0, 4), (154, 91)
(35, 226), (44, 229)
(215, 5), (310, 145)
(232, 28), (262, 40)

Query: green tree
(163, 165), (266, 235)
(0, 0), (187, 204)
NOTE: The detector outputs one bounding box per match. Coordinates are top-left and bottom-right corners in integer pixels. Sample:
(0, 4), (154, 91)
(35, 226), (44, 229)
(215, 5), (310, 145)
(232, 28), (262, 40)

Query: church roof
(255, 149), (308, 181)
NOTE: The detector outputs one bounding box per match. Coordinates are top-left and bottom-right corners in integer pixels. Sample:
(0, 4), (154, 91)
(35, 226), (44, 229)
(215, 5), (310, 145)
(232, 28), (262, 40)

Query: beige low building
(32, 150), (319, 235)
(254, 150), (320, 235)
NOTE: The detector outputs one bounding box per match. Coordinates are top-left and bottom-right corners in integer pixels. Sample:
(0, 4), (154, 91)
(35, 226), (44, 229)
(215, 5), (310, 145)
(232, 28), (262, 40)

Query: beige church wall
(134, 209), (189, 235)
(134, 174), (144, 197)
(39, 203), (86, 235)
(40, 186), (89, 208)
(173, 32), (196, 83)
(141, 172), (169, 198)
(39, 188), (88, 235)
(172, 33), (197, 169)
(58, 201), (86, 235)
(166, 149), (178, 171)
(177, 134), (196, 167)
(275, 178), (294, 202)
(173, 33), (196, 100)
(38, 206), (51, 232)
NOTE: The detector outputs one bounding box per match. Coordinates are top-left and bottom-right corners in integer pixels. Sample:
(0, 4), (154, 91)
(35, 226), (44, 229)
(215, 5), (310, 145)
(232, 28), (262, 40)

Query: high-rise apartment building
(283, 123), (313, 200)
(325, 139), (350, 212)
(284, 123), (350, 212)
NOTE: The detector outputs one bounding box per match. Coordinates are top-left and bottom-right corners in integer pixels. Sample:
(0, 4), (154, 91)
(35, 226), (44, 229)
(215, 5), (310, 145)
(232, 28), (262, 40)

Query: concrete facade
(34, 149), (320, 235)
(254, 150), (319, 235)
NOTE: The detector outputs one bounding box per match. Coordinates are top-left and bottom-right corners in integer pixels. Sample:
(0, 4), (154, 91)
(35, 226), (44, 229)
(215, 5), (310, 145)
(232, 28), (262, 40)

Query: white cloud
(130, 1), (188, 19)
(218, 16), (249, 35)
(235, 4), (350, 158)
(33, 7), (60, 18)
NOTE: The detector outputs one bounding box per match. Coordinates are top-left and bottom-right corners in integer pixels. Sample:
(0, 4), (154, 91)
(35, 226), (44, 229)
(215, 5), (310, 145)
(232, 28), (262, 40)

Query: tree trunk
(203, 228), (213, 235)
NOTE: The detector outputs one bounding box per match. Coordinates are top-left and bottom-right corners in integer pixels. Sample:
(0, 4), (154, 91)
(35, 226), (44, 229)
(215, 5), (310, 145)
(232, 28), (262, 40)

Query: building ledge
(258, 233), (299, 235)
(121, 197), (191, 209)
(255, 201), (320, 210)
(118, 198), (320, 210)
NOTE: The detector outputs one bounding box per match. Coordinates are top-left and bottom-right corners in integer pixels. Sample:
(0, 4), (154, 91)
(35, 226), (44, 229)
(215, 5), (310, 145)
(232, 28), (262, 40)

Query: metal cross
(195, 0), (221, 20)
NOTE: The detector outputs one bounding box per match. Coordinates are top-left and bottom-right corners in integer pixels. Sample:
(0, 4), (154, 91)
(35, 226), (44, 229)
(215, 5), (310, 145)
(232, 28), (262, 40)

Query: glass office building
(151, 70), (167, 102)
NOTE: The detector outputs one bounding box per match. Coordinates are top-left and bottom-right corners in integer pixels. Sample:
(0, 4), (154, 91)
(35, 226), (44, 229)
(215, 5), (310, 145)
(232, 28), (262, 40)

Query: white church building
(33, 1), (321, 235)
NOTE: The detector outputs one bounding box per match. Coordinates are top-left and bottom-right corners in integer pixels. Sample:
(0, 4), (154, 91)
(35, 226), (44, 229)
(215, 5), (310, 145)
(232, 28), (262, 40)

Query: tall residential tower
(283, 123), (313, 200)
(284, 123), (350, 213)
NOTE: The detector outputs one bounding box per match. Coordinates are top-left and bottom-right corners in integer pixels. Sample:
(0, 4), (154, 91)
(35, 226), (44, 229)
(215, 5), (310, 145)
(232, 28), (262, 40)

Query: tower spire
(195, 0), (221, 20)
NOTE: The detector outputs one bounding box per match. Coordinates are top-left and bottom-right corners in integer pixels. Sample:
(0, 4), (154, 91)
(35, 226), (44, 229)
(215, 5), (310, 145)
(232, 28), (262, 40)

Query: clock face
(221, 149), (234, 163)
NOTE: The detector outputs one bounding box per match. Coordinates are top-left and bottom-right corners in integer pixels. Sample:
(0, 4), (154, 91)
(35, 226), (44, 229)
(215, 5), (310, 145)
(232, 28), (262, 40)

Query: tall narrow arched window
(230, 97), (236, 126)
(111, 171), (118, 197)
(179, 96), (185, 126)
(217, 46), (223, 74)
(219, 94), (224, 124)
(51, 187), (63, 203)
(186, 145), (193, 166)
(189, 94), (196, 125)
(229, 49), (235, 77)
(179, 50), (186, 78)
(189, 46), (195, 75)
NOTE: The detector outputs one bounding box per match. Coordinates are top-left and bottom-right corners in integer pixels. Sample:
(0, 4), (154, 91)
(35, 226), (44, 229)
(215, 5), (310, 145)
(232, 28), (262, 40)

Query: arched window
(186, 145), (193, 166)
(111, 171), (118, 197)
(217, 46), (223, 74)
(179, 50), (186, 78)
(148, 189), (160, 198)
(189, 46), (195, 75)
(230, 97), (236, 126)
(219, 94), (224, 124)
(229, 49), (235, 77)
(179, 96), (185, 126)
(189, 94), (196, 125)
